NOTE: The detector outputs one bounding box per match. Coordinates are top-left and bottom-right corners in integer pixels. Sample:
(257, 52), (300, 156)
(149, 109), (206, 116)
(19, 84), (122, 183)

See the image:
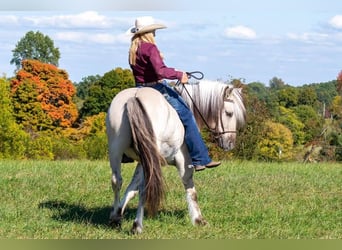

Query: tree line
(1, 31), (341, 162)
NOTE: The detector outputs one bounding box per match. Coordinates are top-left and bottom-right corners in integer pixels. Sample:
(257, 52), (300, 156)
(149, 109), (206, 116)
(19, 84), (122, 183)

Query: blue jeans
(137, 81), (211, 166)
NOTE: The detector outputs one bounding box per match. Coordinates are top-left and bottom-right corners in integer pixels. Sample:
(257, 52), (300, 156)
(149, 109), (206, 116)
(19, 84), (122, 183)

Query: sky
(0, 0), (342, 86)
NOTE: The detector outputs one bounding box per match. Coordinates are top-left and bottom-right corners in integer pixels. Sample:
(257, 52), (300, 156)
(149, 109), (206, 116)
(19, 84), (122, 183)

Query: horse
(105, 79), (246, 234)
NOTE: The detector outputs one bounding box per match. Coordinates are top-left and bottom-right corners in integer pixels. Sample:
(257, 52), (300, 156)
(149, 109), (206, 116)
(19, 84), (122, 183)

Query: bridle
(177, 72), (237, 139)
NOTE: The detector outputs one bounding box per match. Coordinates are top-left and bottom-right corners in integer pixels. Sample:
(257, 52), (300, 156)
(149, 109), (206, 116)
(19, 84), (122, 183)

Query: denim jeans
(137, 81), (212, 166)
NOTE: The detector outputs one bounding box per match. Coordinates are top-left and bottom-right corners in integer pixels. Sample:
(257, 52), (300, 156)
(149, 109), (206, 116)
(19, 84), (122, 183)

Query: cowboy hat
(128, 16), (166, 35)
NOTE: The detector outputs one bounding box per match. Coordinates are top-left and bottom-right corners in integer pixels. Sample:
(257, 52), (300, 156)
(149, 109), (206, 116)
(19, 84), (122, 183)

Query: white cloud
(0, 15), (19, 26)
(54, 31), (129, 44)
(23, 11), (113, 29)
(224, 25), (257, 40)
(329, 15), (342, 29)
(287, 32), (330, 45)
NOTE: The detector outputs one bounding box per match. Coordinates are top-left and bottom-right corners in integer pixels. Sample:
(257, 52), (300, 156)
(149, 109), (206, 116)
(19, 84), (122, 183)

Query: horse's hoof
(195, 217), (208, 226)
(131, 221), (143, 234)
(109, 216), (122, 229)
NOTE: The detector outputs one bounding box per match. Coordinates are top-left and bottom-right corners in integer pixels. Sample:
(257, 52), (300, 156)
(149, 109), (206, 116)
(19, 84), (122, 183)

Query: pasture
(0, 160), (341, 239)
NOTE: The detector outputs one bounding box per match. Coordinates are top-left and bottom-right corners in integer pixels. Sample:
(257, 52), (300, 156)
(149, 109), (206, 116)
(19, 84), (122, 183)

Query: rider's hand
(181, 72), (189, 84)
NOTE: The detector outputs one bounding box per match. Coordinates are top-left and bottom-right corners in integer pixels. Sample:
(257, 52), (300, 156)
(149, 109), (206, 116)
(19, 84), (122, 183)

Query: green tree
(75, 75), (101, 99)
(269, 76), (286, 90)
(337, 70), (342, 95)
(10, 31), (60, 70)
(298, 85), (317, 106)
(331, 96), (342, 119)
(292, 105), (324, 142)
(257, 120), (294, 161)
(233, 93), (270, 160)
(246, 82), (269, 101)
(80, 67), (134, 118)
(0, 77), (29, 159)
(277, 86), (299, 108)
(278, 106), (305, 145)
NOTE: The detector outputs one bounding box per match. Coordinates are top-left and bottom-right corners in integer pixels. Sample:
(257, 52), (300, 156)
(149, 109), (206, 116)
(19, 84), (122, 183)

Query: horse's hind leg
(120, 163), (145, 234)
(109, 163), (145, 233)
(108, 146), (123, 228)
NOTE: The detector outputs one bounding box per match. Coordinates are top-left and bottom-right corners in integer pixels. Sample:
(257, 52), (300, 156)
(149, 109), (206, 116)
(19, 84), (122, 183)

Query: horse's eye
(226, 111), (233, 117)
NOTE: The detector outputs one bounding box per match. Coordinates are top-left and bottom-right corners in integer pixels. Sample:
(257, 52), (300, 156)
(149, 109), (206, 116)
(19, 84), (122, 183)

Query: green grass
(0, 160), (341, 239)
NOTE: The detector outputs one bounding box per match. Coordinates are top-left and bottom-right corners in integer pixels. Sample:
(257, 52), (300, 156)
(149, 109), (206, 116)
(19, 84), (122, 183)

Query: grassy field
(0, 160), (341, 239)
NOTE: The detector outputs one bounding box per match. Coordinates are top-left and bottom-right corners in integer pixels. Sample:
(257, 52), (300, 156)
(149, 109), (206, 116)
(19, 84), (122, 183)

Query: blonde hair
(129, 32), (157, 66)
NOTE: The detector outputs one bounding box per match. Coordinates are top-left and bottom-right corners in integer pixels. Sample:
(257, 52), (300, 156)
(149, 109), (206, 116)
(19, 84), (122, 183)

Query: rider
(127, 16), (220, 171)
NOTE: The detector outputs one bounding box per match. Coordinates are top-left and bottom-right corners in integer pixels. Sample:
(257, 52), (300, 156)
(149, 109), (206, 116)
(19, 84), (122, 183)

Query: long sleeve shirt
(130, 42), (183, 83)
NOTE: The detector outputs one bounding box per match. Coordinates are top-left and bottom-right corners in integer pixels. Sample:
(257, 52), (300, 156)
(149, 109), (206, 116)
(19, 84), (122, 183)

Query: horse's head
(215, 86), (246, 151)
(176, 80), (246, 151)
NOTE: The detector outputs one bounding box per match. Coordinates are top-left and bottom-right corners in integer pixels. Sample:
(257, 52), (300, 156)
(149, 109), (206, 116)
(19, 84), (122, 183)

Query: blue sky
(0, 0), (342, 86)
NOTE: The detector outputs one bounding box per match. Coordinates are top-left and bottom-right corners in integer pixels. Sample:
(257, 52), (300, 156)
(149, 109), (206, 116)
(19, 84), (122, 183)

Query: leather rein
(177, 71), (237, 139)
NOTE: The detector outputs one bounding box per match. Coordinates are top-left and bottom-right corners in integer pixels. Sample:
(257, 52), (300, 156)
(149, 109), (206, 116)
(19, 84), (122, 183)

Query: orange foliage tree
(11, 59), (78, 130)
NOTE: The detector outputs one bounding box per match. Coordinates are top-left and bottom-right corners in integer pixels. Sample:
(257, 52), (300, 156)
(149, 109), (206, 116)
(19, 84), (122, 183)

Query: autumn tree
(11, 31), (60, 70)
(257, 120), (294, 161)
(11, 60), (78, 131)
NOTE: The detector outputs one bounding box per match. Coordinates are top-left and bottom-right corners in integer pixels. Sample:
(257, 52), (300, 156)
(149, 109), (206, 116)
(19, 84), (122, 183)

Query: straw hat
(128, 16), (166, 35)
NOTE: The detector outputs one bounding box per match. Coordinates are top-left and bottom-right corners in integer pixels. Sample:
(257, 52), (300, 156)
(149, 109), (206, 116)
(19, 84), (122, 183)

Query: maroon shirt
(130, 42), (183, 83)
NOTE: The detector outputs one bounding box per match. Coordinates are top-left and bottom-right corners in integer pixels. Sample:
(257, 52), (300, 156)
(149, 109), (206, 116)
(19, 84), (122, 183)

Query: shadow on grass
(38, 200), (129, 228)
(38, 200), (187, 229)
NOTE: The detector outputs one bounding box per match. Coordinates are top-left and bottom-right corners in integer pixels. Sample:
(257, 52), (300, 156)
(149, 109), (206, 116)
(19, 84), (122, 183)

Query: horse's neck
(177, 83), (218, 129)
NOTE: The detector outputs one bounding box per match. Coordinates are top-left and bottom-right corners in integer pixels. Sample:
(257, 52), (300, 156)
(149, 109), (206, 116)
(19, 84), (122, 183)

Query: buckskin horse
(105, 78), (246, 233)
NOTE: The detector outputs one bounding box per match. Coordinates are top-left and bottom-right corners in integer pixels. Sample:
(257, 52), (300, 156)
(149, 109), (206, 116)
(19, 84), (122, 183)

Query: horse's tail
(126, 96), (166, 216)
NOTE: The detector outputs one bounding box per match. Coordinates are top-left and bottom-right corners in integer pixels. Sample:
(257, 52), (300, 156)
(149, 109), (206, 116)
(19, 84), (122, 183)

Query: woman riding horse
(128, 16), (220, 171)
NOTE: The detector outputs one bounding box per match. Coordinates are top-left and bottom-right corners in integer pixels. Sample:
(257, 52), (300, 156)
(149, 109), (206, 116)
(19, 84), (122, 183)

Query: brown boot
(205, 161), (221, 168)
(194, 161), (221, 171)
(194, 165), (206, 171)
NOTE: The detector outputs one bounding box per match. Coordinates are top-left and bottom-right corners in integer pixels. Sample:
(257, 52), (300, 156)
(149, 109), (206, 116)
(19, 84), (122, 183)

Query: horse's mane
(175, 80), (246, 129)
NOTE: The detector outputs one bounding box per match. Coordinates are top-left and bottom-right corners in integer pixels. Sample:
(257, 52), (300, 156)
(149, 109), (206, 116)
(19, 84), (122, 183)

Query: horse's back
(107, 87), (184, 160)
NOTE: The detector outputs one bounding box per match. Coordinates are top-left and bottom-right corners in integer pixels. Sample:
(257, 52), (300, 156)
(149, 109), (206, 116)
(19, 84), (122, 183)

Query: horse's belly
(159, 137), (183, 159)
(156, 118), (184, 160)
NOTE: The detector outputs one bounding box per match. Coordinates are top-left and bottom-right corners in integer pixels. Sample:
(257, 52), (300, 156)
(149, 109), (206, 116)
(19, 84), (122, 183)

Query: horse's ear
(236, 88), (243, 94)
(224, 86), (233, 99)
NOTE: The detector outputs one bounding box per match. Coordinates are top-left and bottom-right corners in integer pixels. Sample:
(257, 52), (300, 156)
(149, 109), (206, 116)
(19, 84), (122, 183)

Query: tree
(257, 120), (294, 161)
(246, 82), (269, 101)
(233, 93), (271, 160)
(298, 85), (317, 106)
(269, 76), (286, 90)
(80, 67), (134, 118)
(277, 106), (305, 145)
(75, 75), (101, 99)
(337, 70), (342, 95)
(292, 105), (324, 142)
(10, 31), (60, 70)
(331, 96), (342, 119)
(0, 77), (29, 159)
(11, 60), (78, 131)
(277, 86), (299, 108)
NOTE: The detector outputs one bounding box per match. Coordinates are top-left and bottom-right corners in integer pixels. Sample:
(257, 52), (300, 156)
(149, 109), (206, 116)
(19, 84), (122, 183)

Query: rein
(177, 72), (237, 138)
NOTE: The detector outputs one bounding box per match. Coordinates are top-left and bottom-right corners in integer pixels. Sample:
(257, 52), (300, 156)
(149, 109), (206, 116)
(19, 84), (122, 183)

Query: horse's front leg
(176, 151), (208, 226)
